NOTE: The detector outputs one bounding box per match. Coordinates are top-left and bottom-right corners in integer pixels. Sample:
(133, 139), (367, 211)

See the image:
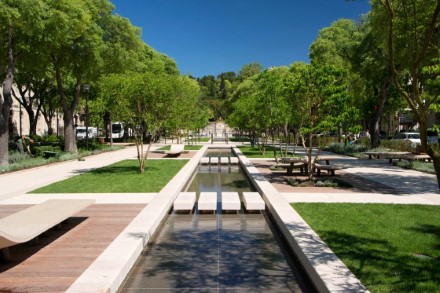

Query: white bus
(111, 122), (125, 140)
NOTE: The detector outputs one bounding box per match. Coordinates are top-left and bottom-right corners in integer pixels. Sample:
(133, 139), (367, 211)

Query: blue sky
(110, 0), (371, 77)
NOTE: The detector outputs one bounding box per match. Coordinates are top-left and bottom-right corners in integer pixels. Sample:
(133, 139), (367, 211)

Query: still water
(119, 162), (313, 292)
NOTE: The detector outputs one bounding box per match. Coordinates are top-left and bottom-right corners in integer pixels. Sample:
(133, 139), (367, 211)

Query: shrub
(41, 135), (63, 146)
(324, 142), (369, 156)
(287, 178), (350, 188)
(380, 139), (415, 152)
(33, 145), (62, 157)
(8, 151), (31, 164)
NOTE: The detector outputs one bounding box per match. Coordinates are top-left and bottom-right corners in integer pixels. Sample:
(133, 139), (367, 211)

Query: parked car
(356, 131), (370, 139)
(427, 129), (438, 144)
(392, 132), (421, 146)
(76, 127), (97, 140)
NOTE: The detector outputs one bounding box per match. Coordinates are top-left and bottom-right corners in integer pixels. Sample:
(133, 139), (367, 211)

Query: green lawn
(157, 145), (203, 151)
(187, 137), (210, 142)
(293, 203), (440, 292)
(237, 145), (284, 158)
(30, 159), (188, 193)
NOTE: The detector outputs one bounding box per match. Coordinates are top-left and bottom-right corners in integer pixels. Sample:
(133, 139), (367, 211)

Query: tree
(310, 19), (376, 144)
(287, 63), (355, 179)
(253, 67), (290, 160)
(227, 78), (259, 145)
(370, 0), (440, 187)
(98, 71), (201, 173)
(0, 0), (47, 166)
(45, 0), (143, 154)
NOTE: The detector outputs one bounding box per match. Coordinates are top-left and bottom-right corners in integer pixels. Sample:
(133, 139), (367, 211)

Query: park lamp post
(82, 84), (90, 149)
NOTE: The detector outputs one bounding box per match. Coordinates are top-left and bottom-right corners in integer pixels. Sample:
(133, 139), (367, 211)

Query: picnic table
(279, 156), (343, 176)
(386, 153), (431, 164)
(362, 151), (410, 160)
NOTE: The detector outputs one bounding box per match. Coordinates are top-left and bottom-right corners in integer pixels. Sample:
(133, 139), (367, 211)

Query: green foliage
(324, 142), (369, 156)
(236, 145), (279, 158)
(380, 139), (416, 152)
(33, 145), (62, 157)
(395, 160), (435, 174)
(41, 135), (64, 145)
(30, 159), (188, 193)
(293, 203), (440, 292)
(288, 178), (350, 188)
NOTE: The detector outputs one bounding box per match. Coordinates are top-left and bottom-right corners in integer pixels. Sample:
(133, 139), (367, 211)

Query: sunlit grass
(30, 159), (188, 193)
(236, 145), (282, 158)
(395, 160), (435, 174)
(293, 203), (440, 292)
(157, 145), (203, 151)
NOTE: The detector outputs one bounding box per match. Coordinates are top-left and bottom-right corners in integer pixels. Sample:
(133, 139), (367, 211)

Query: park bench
(362, 151), (383, 160)
(43, 151), (59, 159)
(277, 162), (307, 175)
(164, 144), (184, 157)
(0, 199), (95, 261)
(314, 164), (344, 176)
(386, 153), (431, 164)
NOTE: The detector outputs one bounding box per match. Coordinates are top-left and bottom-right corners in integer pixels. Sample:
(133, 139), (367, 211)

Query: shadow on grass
(411, 224), (440, 250)
(317, 229), (440, 291)
(87, 165), (161, 175)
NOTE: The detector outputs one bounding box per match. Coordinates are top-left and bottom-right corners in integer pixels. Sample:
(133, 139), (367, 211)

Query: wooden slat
(0, 204), (146, 292)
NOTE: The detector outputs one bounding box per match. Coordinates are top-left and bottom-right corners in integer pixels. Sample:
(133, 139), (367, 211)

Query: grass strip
(30, 159), (188, 193)
(157, 145), (203, 151)
(236, 145), (282, 158)
(292, 203), (440, 292)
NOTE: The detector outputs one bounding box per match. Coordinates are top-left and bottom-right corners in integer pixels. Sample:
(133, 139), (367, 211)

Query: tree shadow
(0, 217), (88, 271)
(311, 228), (440, 291)
(121, 214), (313, 292)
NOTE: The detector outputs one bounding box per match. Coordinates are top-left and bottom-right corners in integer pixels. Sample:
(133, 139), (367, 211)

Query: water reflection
(120, 213), (302, 292)
(119, 155), (311, 292)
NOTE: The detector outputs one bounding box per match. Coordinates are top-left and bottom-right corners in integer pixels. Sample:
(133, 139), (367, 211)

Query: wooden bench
(0, 199), (95, 261)
(387, 153), (431, 164)
(362, 151), (383, 160)
(276, 162), (307, 175)
(174, 192), (196, 212)
(403, 153), (431, 162)
(242, 192), (265, 211)
(43, 151), (59, 159)
(314, 164), (344, 176)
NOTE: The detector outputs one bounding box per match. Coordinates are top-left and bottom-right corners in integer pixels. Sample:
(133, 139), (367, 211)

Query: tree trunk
(63, 108), (77, 153)
(0, 28), (16, 166)
(54, 64), (80, 154)
(0, 69), (14, 166)
(371, 74), (392, 148)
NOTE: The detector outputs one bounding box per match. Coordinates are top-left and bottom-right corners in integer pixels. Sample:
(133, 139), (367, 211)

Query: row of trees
(222, 0), (440, 183)
(0, 0), (207, 172)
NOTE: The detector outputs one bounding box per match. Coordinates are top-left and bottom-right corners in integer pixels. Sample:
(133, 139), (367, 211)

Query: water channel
(119, 148), (314, 292)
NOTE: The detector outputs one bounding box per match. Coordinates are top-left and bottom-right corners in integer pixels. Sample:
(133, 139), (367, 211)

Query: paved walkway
(251, 148), (439, 205)
(1, 146), (438, 206)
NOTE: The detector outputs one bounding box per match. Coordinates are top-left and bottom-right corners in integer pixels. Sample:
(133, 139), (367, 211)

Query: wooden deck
(0, 203), (146, 292)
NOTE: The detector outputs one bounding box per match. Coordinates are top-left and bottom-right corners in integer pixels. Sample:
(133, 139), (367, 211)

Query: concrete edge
(233, 147), (369, 293)
(66, 146), (208, 293)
